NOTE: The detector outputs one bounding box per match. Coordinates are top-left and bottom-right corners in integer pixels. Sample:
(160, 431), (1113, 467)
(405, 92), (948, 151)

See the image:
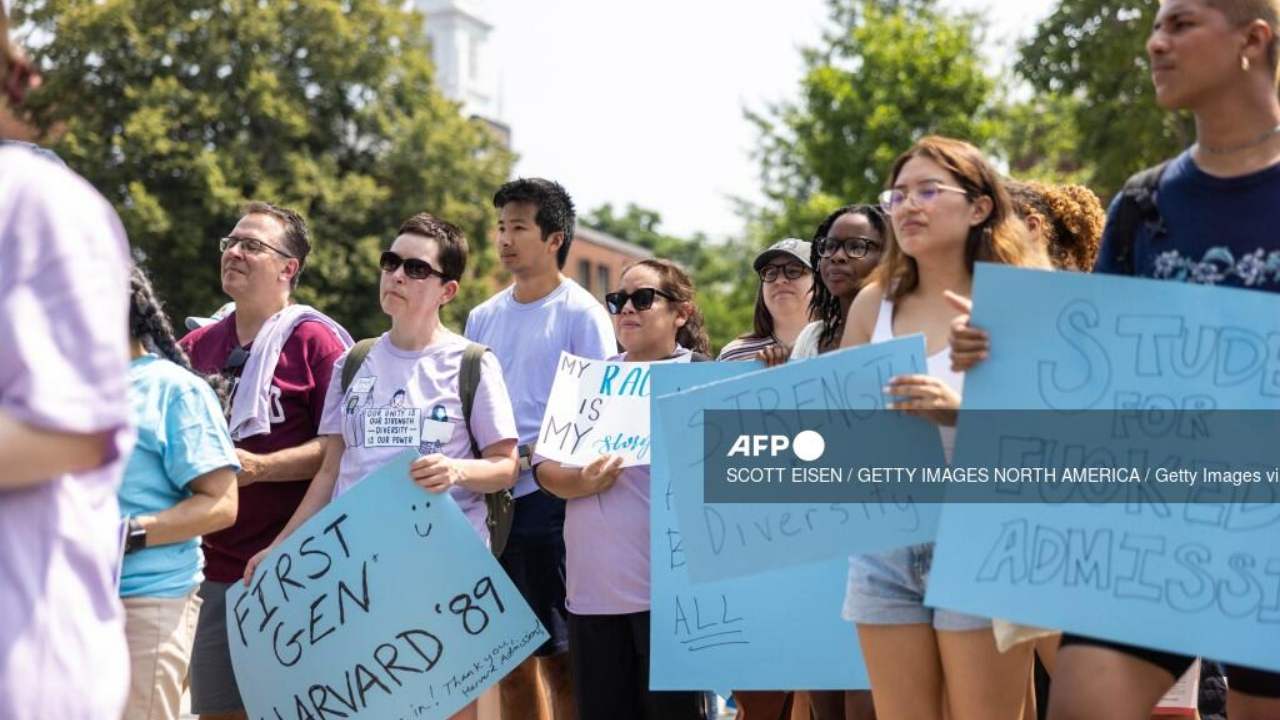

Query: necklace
(1195, 123), (1280, 155)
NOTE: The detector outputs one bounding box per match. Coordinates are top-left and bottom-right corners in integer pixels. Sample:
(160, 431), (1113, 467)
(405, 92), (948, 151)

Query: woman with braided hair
(118, 265), (240, 720)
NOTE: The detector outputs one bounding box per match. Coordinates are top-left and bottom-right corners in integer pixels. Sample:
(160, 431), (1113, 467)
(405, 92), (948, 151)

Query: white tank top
(870, 297), (963, 461)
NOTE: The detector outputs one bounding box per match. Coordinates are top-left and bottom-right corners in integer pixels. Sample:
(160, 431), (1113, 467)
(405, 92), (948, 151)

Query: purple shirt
(0, 145), (133, 719)
(552, 349), (691, 615)
(319, 332), (518, 540)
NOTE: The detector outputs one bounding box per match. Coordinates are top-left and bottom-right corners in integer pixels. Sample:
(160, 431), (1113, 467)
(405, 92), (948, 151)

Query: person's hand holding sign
(945, 290), (989, 372)
(580, 454), (624, 494)
(411, 453), (465, 493)
(535, 453), (624, 500)
(885, 375), (961, 427)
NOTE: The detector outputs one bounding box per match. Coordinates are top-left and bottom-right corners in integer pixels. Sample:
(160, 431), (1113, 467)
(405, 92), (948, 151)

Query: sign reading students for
(650, 363), (869, 694)
(226, 451), (548, 720)
(655, 336), (945, 582)
(927, 264), (1280, 673)
(537, 351), (664, 467)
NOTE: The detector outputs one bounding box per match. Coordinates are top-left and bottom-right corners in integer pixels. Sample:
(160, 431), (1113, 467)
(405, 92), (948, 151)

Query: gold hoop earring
(1242, 55), (1251, 72)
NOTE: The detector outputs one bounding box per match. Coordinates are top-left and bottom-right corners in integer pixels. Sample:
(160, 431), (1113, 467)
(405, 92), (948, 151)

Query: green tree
(996, 90), (1091, 186)
(1016, 0), (1192, 197)
(748, 0), (1001, 240)
(583, 203), (756, 354)
(16, 0), (513, 337)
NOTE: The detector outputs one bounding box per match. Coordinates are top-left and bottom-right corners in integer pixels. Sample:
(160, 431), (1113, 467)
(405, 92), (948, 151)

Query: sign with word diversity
(537, 352), (664, 467)
(650, 363), (869, 692)
(655, 336), (944, 582)
(227, 451), (548, 719)
(927, 264), (1280, 672)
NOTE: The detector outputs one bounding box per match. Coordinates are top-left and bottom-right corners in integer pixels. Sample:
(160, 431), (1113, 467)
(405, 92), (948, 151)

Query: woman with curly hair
(1006, 181), (1105, 272)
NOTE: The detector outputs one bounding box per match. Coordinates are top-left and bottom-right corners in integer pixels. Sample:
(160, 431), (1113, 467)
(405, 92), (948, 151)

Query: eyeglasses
(219, 236), (294, 258)
(604, 287), (678, 315)
(816, 236), (880, 259)
(380, 251), (450, 281)
(759, 262), (809, 283)
(878, 181), (971, 213)
(221, 346), (249, 375)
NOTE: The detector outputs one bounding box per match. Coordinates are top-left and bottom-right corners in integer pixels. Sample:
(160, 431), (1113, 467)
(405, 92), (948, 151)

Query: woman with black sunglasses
(535, 259), (709, 720)
(243, 213), (519, 720)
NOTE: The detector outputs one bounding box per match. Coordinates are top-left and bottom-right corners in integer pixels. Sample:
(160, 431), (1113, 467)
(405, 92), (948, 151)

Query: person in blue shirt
(119, 266), (240, 720)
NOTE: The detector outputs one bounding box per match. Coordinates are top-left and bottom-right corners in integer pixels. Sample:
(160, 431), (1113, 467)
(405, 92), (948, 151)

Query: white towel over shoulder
(229, 304), (353, 440)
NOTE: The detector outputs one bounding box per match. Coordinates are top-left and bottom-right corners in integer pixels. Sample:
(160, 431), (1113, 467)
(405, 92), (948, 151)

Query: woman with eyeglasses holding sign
(243, 213), (518, 720)
(838, 136), (1047, 720)
(535, 259), (709, 720)
(718, 238), (815, 362)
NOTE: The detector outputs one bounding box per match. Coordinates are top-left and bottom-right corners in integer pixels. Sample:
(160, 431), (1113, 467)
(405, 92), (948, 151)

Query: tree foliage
(15, 0), (513, 337)
(1016, 0), (1192, 197)
(748, 0), (1000, 241)
(582, 203), (756, 354)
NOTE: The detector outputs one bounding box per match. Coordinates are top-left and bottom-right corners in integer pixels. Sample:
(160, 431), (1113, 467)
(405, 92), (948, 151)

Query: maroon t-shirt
(180, 314), (346, 582)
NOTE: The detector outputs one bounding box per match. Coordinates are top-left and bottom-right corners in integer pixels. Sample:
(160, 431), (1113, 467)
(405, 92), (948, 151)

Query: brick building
(564, 225), (654, 302)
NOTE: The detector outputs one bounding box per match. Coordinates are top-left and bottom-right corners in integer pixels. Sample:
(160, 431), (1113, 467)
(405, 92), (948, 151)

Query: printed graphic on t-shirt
(1152, 247), (1280, 288)
(342, 377), (456, 453)
(221, 374), (285, 423)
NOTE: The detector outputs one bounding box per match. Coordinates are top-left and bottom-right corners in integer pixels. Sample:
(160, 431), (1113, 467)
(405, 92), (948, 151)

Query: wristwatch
(124, 516), (148, 554)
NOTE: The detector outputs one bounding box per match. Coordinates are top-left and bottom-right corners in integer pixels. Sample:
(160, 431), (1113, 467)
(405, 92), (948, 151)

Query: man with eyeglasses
(464, 178), (616, 720)
(179, 201), (351, 720)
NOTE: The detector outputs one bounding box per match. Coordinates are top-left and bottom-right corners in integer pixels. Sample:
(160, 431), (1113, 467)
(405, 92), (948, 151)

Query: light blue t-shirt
(118, 355), (240, 598)
(465, 279), (616, 497)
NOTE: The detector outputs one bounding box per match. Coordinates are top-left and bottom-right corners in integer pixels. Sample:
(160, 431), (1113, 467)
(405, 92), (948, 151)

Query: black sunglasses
(380, 251), (450, 281)
(816, 236), (880, 259)
(604, 287), (678, 315)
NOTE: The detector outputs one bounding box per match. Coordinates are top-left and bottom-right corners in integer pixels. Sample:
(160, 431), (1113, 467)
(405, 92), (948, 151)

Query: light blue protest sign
(650, 363), (868, 693)
(655, 335), (944, 582)
(227, 451), (548, 719)
(928, 264), (1280, 672)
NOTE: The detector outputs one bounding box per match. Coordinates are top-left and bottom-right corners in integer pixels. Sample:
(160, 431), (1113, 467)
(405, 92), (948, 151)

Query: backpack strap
(459, 342), (515, 557)
(1110, 160), (1171, 275)
(459, 342), (487, 458)
(340, 338), (379, 393)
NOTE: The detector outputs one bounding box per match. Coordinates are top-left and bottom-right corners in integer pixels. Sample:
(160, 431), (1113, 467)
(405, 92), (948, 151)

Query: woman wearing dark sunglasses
(535, 259), (709, 720)
(242, 213), (519, 720)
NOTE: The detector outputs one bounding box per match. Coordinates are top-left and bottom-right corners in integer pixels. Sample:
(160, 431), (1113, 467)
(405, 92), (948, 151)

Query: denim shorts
(842, 542), (990, 631)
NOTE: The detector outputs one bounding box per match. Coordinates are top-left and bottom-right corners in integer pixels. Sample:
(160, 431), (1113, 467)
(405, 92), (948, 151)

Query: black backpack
(1107, 160), (1171, 275)
(341, 339), (515, 556)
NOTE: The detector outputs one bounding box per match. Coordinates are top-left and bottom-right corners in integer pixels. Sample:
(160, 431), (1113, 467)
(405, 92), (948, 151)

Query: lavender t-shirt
(0, 144), (133, 719)
(553, 349), (692, 615)
(319, 332), (518, 540)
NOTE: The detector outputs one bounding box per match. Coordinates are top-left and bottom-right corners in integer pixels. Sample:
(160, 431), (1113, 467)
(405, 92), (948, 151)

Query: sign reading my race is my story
(926, 264), (1280, 673)
(655, 335), (945, 583)
(536, 351), (663, 467)
(226, 451), (548, 720)
(649, 363), (868, 694)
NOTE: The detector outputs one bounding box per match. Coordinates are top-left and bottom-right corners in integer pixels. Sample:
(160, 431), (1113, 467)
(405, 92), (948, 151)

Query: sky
(487, 0), (1059, 241)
